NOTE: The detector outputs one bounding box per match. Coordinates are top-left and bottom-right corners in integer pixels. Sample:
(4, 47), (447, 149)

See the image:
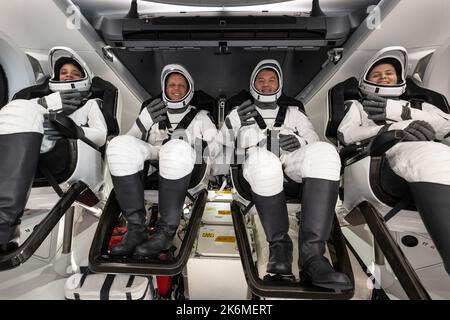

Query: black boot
(134, 173), (191, 258)
(109, 173), (148, 256)
(410, 182), (450, 276)
(0, 226), (20, 254)
(252, 191), (293, 275)
(0, 133), (42, 252)
(299, 178), (352, 290)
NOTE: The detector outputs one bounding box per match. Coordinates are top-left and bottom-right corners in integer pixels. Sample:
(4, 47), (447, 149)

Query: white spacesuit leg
(0, 99), (45, 135)
(386, 141), (450, 184)
(106, 135), (159, 177)
(242, 147), (293, 274)
(386, 141), (450, 275)
(282, 142), (351, 289)
(106, 135), (159, 256)
(0, 99), (44, 249)
(282, 141), (341, 182)
(134, 139), (198, 258)
(158, 139), (196, 180)
(243, 147), (284, 196)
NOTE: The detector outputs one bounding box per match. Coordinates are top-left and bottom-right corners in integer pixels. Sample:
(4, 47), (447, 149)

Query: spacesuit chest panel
(253, 106), (291, 156)
(148, 107), (198, 146)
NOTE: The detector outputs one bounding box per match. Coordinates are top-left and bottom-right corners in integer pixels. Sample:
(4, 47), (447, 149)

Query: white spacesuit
(338, 46), (450, 275)
(106, 64), (218, 258)
(0, 47), (107, 253)
(218, 59), (351, 290)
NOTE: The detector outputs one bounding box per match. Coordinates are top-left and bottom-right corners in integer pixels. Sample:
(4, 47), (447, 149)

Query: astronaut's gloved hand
(146, 98), (168, 124)
(43, 115), (63, 141)
(279, 134), (301, 152)
(403, 120), (436, 141)
(363, 93), (410, 121)
(237, 100), (258, 126)
(58, 90), (89, 115)
(43, 113), (85, 140)
(38, 90), (89, 115)
(362, 93), (387, 121)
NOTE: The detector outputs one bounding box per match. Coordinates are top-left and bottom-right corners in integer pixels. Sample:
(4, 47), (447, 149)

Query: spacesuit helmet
(48, 47), (93, 93)
(359, 46), (408, 98)
(250, 59), (283, 103)
(161, 64), (194, 110)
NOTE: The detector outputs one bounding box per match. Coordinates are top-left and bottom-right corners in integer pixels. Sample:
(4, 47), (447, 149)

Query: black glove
(363, 93), (411, 122)
(362, 93), (388, 121)
(37, 90), (89, 115)
(43, 115), (63, 141)
(43, 113), (84, 141)
(403, 120), (436, 142)
(237, 100), (258, 126)
(279, 134), (301, 152)
(59, 90), (90, 115)
(146, 98), (167, 124)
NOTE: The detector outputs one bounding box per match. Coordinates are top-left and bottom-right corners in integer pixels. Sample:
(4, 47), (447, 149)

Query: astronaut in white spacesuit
(0, 47), (107, 254)
(107, 64), (217, 258)
(338, 46), (450, 276)
(219, 59), (352, 290)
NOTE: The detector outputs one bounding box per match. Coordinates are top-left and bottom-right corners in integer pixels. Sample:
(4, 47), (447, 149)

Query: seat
(224, 90), (354, 299)
(0, 76), (119, 271)
(326, 76), (450, 300)
(88, 90), (217, 275)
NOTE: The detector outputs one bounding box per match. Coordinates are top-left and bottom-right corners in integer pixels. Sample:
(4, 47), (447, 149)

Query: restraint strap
(100, 274), (116, 300)
(38, 163), (64, 197)
(162, 108), (199, 145)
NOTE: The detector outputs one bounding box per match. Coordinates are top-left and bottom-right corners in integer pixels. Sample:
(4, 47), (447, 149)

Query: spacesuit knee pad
(301, 142), (341, 181)
(107, 135), (151, 177)
(159, 139), (196, 180)
(243, 148), (284, 196)
(0, 99), (44, 135)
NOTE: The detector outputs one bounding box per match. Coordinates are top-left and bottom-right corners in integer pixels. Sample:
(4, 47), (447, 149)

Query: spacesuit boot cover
(134, 173), (191, 258)
(299, 178), (352, 290)
(0, 132), (43, 251)
(252, 191), (293, 275)
(109, 172), (148, 256)
(410, 182), (450, 276)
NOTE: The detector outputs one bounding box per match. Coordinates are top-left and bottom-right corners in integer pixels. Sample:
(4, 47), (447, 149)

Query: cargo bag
(65, 270), (154, 300)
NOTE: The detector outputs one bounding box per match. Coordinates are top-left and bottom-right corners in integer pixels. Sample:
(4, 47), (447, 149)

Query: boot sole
(301, 273), (353, 291)
(310, 281), (353, 291)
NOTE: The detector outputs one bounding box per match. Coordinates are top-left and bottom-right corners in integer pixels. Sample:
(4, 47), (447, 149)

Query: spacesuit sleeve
(81, 100), (108, 147)
(337, 100), (386, 145)
(126, 107), (155, 139)
(410, 102), (450, 140)
(30, 92), (63, 112)
(293, 110), (320, 146)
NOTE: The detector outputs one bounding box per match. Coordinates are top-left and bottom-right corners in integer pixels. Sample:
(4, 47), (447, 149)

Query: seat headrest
(326, 77), (359, 145)
(400, 78), (450, 113)
(90, 76), (120, 137)
(0, 65), (9, 108)
(12, 76), (119, 137)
